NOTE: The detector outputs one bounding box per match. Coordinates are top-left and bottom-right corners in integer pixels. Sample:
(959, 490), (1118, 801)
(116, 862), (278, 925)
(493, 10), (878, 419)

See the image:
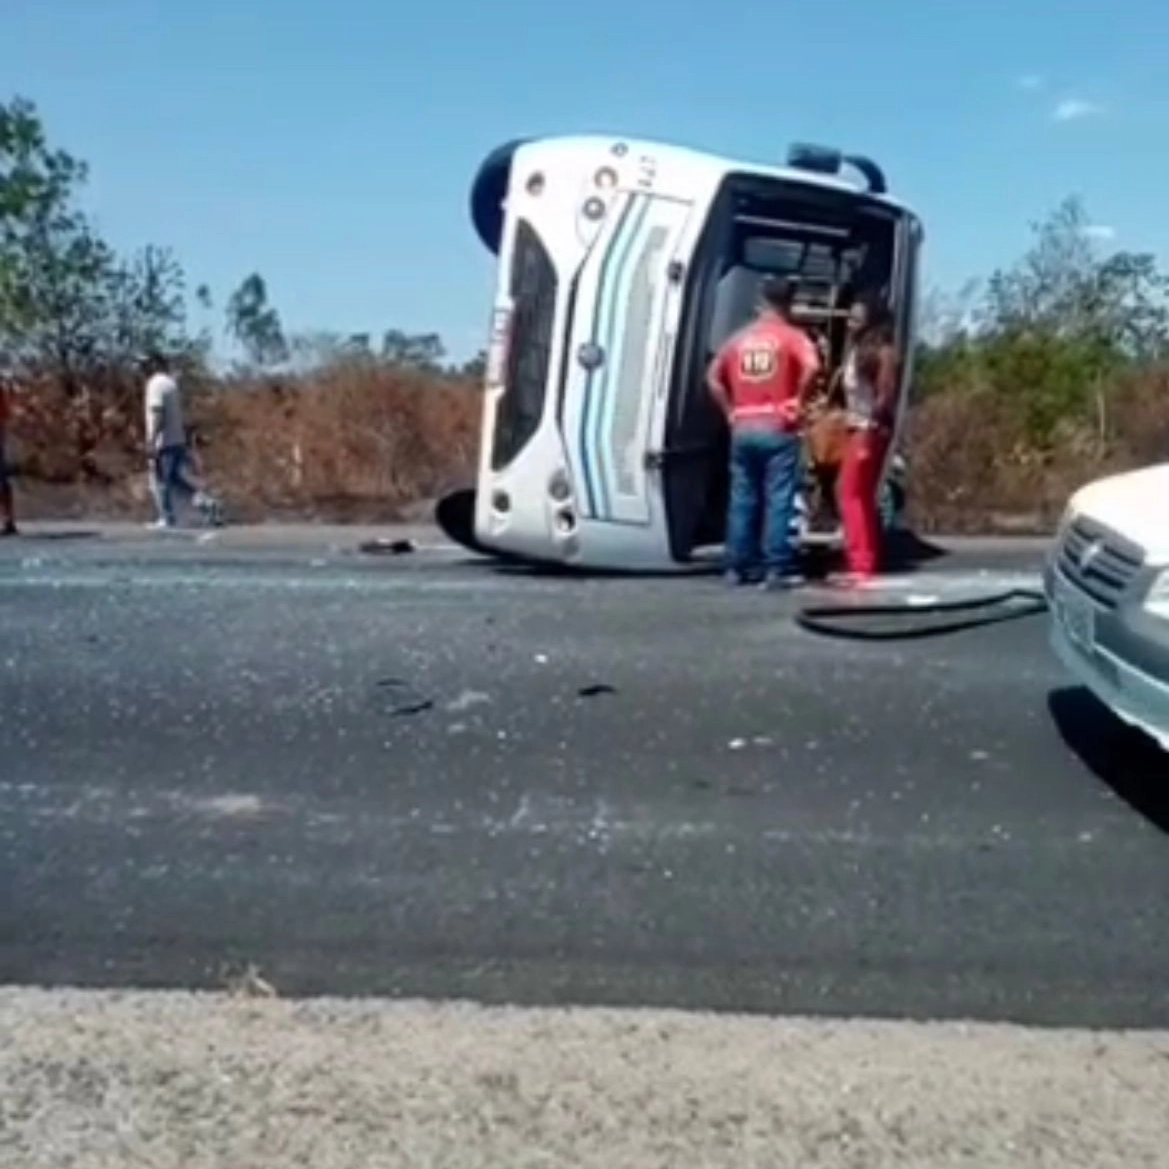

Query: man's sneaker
(761, 570), (805, 591)
(145, 518), (174, 531)
(0, 522), (17, 537)
(828, 571), (878, 591)
(725, 568), (766, 586)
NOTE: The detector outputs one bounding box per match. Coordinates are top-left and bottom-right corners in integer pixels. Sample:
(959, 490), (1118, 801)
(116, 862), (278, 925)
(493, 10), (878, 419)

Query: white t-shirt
(841, 349), (877, 429)
(144, 373), (185, 448)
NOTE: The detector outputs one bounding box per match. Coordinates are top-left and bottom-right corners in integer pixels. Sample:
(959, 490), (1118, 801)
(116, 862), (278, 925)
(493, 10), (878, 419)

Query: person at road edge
(143, 352), (222, 530)
(705, 275), (820, 588)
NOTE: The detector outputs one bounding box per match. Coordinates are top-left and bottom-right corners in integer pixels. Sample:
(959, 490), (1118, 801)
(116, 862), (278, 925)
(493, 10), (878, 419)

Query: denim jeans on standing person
(724, 428), (803, 578)
(150, 444), (202, 526)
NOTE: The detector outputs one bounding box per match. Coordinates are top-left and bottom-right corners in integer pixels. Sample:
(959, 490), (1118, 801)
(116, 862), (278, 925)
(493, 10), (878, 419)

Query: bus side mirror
(785, 143), (888, 196)
(787, 143), (842, 174)
(842, 154), (887, 196)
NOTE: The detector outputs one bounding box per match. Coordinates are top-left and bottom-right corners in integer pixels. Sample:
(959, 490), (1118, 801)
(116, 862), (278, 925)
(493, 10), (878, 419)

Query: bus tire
(470, 139), (530, 255)
(435, 487), (526, 565)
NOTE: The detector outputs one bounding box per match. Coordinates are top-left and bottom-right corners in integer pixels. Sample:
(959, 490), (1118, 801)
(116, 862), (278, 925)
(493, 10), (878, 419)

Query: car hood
(1070, 462), (1169, 565)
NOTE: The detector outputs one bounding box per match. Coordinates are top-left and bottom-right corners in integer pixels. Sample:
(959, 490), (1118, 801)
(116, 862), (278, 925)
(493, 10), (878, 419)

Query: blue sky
(2, 0), (1166, 359)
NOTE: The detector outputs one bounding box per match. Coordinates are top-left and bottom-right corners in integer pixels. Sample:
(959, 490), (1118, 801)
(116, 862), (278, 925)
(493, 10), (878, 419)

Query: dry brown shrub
(905, 364), (1169, 532)
(200, 362), (481, 521)
(6, 361), (481, 522)
(5, 357), (1165, 532)
(1107, 365), (1169, 466)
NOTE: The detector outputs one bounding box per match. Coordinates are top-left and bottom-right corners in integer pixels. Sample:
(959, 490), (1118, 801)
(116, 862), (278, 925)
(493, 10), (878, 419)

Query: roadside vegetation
(2, 95), (1166, 529)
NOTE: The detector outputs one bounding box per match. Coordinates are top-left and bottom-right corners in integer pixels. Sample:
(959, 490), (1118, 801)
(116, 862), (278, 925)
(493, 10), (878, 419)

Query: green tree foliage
(380, 329), (445, 369)
(0, 94), (562, 390)
(286, 329), (349, 369)
(0, 95), (193, 382)
(459, 349), (486, 380)
(225, 272), (288, 368)
(982, 196), (1169, 356)
(916, 195), (1169, 447)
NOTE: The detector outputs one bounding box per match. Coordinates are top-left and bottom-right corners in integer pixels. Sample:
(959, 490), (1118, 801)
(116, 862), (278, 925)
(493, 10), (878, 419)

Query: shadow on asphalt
(5, 529), (100, 542)
(884, 529), (950, 571)
(1048, 686), (1169, 834)
(485, 531), (951, 582)
(801, 529), (948, 581)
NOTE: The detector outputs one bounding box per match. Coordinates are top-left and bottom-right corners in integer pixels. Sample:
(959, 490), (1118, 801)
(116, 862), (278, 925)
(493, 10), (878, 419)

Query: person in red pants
(834, 295), (900, 585)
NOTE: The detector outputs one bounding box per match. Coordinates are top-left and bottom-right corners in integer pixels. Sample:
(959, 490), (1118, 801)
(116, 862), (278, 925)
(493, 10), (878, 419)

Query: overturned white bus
(438, 134), (923, 570)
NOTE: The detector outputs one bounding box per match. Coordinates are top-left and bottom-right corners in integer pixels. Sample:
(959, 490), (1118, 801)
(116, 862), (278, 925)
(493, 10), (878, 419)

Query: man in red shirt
(706, 276), (819, 586)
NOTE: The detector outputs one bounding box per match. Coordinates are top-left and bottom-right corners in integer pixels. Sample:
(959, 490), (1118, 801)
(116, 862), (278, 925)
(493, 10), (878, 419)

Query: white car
(1044, 462), (1169, 751)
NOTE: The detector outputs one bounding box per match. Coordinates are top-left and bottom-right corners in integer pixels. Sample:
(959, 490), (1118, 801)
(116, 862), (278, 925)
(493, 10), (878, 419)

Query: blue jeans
(150, 445), (202, 525)
(724, 428), (802, 576)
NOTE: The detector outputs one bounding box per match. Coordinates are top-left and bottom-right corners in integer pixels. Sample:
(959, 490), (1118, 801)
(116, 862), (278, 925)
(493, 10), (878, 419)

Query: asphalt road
(2, 525), (1168, 1027)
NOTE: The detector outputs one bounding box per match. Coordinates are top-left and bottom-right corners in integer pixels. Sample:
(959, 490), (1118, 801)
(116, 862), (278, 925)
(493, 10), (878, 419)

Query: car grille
(490, 219), (557, 472)
(1056, 517), (1145, 609)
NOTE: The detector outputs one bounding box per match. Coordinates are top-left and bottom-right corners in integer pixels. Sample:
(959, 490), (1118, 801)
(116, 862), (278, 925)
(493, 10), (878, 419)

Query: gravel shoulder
(2, 988), (1166, 1169)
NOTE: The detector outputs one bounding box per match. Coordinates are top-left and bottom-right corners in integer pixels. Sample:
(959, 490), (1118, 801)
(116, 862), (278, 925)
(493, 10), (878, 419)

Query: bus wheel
(435, 488), (526, 565)
(436, 488), (482, 552)
(469, 139), (529, 255)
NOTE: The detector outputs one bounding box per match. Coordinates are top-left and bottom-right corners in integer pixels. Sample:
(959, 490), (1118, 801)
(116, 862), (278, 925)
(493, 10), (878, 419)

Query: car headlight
(1145, 568), (1169, 620)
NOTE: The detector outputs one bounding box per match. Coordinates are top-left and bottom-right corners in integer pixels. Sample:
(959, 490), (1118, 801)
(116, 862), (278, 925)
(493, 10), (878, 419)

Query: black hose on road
(794, 587), (1049, 641)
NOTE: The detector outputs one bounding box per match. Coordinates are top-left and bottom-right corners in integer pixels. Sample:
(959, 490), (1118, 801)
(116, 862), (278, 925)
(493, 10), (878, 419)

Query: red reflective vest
(715, 318), (819, 432)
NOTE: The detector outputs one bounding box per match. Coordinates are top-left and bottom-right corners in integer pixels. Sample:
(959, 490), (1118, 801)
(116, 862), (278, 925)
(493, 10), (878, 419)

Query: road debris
(358, 538), (417, 555)
(221, 962), (278, 999)
(376, 677), (435, 717)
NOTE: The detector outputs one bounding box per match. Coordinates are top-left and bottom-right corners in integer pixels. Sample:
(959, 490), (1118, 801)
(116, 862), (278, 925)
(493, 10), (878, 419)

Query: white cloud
(1052, 97), (1103, 122)
(1084, 224), (1116, 241)
(1017, 74), (1044, 91)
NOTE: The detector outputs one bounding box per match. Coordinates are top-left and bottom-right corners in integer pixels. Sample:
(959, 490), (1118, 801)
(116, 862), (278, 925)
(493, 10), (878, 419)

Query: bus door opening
(660, 177), (898, 562)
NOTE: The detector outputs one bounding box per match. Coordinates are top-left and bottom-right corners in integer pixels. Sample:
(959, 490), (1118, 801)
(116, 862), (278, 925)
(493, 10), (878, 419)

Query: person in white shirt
(143, 353), (222, 529)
